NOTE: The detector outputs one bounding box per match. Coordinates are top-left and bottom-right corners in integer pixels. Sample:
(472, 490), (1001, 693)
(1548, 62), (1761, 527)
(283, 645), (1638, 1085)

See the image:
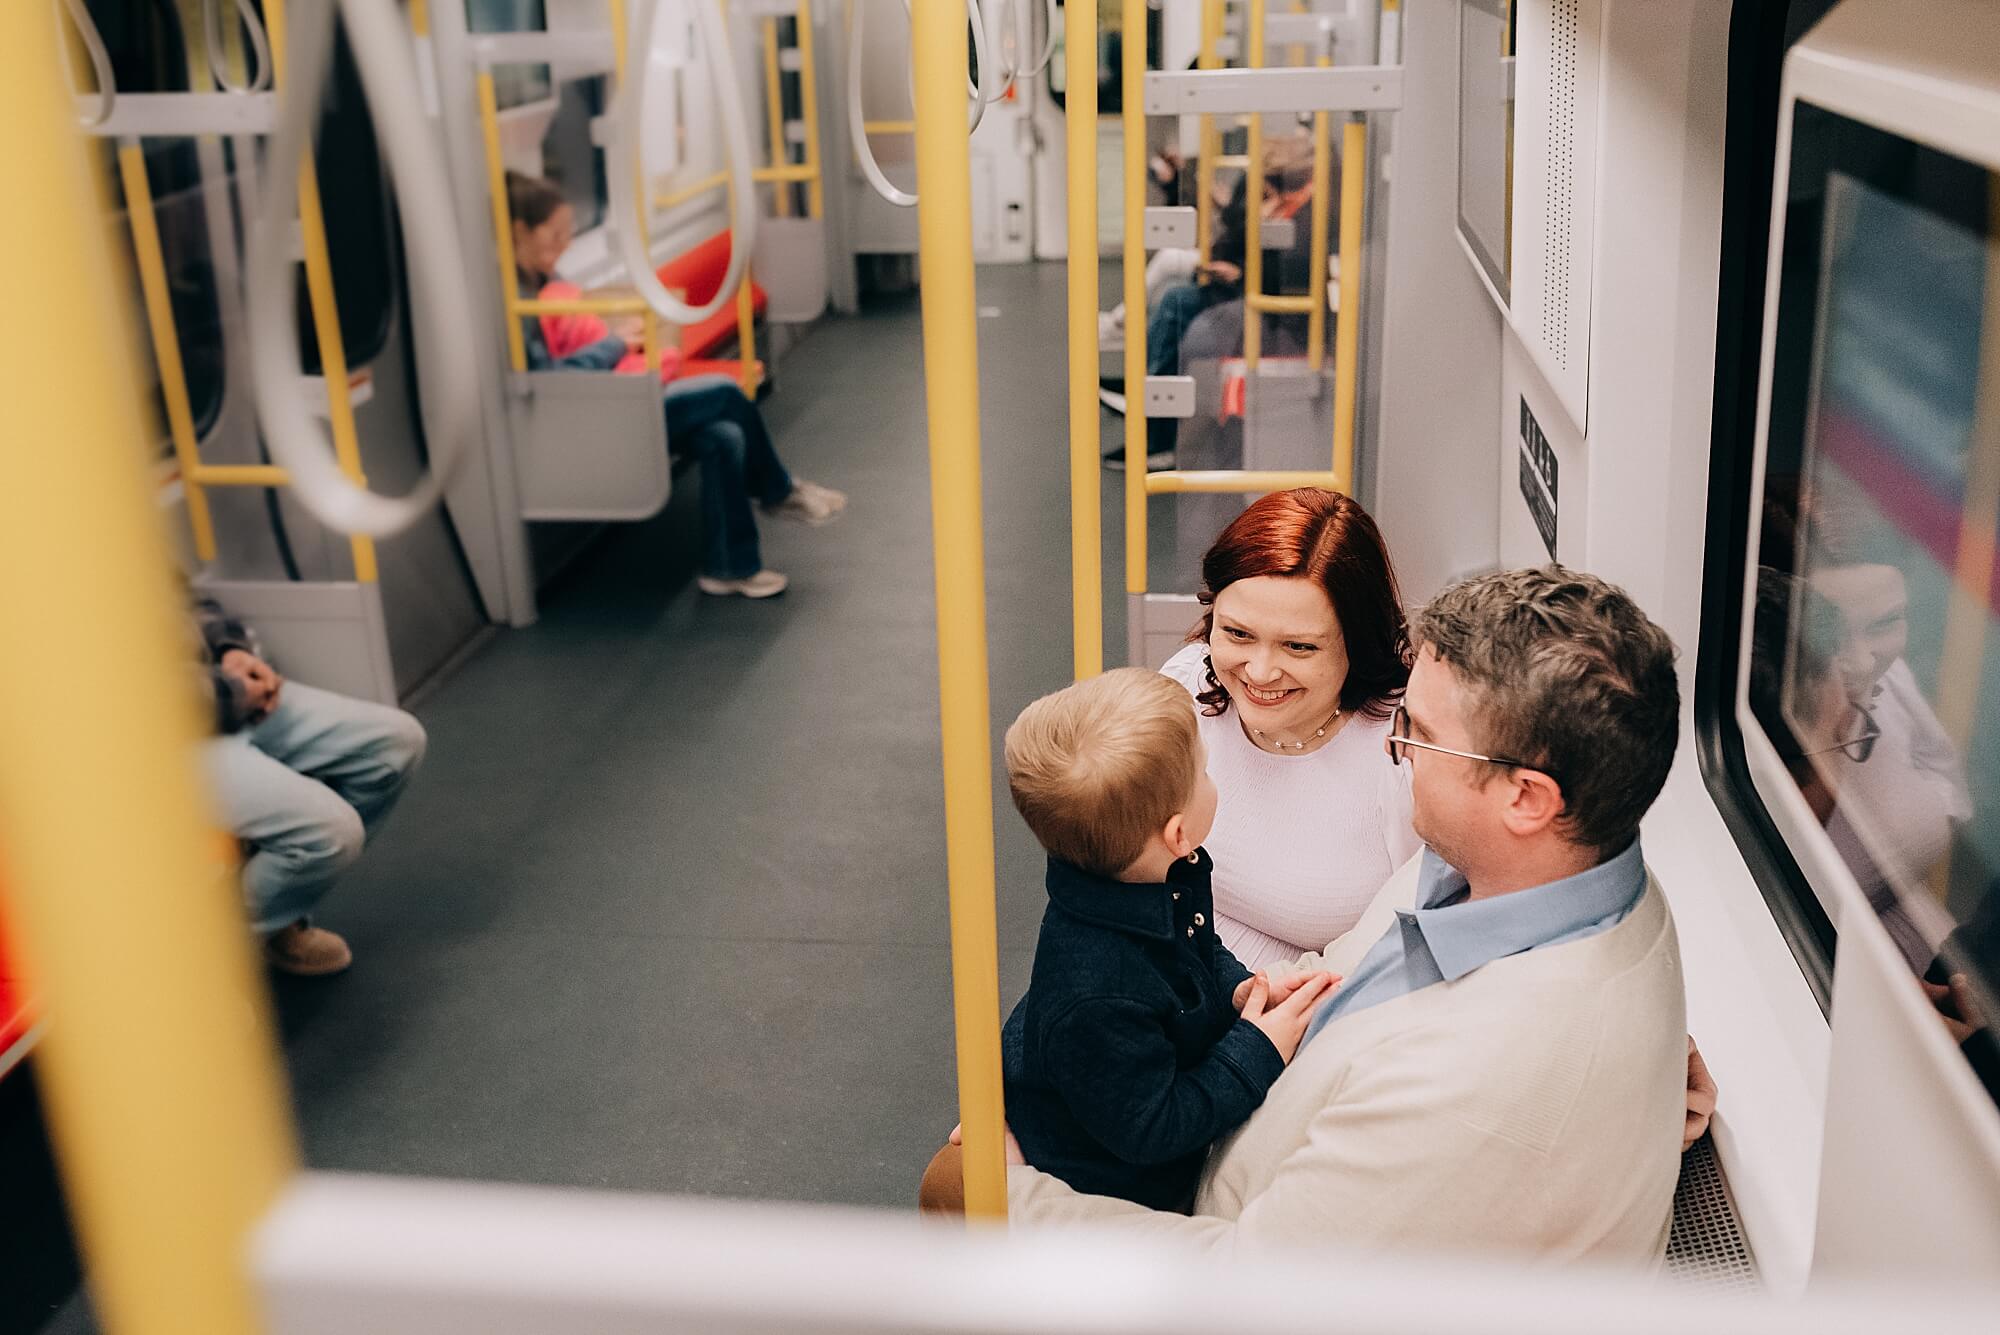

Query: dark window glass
(299, 18), (398, 373)
(468, 0), (553, 107)
(1749, 103), (2000, 1107)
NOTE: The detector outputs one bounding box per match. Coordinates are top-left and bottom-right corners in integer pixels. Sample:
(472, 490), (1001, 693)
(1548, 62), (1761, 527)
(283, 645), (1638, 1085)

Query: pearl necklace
(1248, 703), (1344, 753)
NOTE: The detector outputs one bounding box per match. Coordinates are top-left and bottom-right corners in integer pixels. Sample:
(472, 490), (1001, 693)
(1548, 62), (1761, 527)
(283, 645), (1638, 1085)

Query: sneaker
(265, 920), (352, 976)
(698, 569), (790, 598)
(1102, 448), (1176, 473)
(1097, 310), (1124, 344)
(762, 480), (846, 526)
(1098, 385), (1127, 415)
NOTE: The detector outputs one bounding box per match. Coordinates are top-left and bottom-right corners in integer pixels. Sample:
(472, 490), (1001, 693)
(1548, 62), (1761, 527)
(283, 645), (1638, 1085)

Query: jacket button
(1172, 892), (1181, 901)
(1194, 912), (1206, 926)
(1186, 926), (1195, 938)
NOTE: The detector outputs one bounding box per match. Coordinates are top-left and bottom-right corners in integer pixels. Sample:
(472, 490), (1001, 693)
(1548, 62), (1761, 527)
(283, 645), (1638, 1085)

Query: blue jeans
(1145, 283), (1233, 454)
(663, 374), (796, 579)
(201, 683), (427, 934)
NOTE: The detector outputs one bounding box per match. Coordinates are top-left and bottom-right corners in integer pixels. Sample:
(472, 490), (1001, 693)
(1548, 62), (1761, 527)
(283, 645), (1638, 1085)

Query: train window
(298, 18), (398, 374)
(540, 77), (610, 235)
(1456, 0), (1514, 304)
(1745, 102), (2000, 1103)
(468, 0), (554, 108)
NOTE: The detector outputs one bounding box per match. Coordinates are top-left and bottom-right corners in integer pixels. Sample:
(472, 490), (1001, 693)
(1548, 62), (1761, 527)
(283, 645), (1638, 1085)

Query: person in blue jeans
(193, 599), (426, 976)
(507, 172), (846, 599)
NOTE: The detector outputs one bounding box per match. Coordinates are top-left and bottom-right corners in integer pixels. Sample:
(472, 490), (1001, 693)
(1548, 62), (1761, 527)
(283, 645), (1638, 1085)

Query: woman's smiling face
(1207, 575), (1350, 739)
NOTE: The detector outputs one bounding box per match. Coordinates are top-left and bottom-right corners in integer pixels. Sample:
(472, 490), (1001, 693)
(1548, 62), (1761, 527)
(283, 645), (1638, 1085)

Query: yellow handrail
(793, 0), (826, 219)
(763, 15), (790, 218)
(268, 0), (378, 582)
(1331, 117), (1366, 492)
(4, 8), (296, 1334)
(1302, 55), (1332, 372)
(863, 118), (917, 134)
(119, 141), (220, 562)
(911, 0), (1006, 1220)
(656, 163), (820, 212)
(1122, 0), (1146, 593)
(1242, 0), (1267, 373)
(1068, 0), (1101, 679)
(189, 463), (292, 487)
(1195, 0), (1223, 262)
(1145, 468), (1344, 495)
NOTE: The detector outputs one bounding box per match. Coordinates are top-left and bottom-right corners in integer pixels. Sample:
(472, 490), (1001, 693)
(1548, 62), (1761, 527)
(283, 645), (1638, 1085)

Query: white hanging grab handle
(1007, 0), (1059, 83)
(57, 0), (117, 128)
(203, 0), (276, 93)
(606, 0), (757, 326)
(850, 0), (996, 209)
(245, 0), (479, 538)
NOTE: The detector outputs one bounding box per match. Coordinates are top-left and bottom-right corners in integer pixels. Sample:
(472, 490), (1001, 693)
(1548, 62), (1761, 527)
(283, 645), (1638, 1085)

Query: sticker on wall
(1518, 397), (1558, 561)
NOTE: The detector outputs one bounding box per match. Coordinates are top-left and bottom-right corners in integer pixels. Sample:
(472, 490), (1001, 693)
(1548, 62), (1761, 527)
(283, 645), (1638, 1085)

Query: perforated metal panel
(1543, 0), (1578, 368)
(1665, 1136), (1761, 1293)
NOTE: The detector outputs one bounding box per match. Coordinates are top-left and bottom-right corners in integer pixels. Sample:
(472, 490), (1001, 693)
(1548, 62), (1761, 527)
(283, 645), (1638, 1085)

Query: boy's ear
(1161, 811), (1194, 860)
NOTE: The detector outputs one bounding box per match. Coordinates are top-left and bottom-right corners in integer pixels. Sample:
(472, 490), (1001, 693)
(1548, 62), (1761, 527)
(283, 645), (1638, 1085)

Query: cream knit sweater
(1009, 854), (1689, 1264)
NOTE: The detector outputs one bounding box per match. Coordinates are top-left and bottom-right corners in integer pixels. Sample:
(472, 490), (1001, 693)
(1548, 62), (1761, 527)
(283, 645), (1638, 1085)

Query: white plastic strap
(606, 0), (757, 325)
(245, 0), (479, 538)
(204, 0), (275, 94)
(57, 0), (116, 128)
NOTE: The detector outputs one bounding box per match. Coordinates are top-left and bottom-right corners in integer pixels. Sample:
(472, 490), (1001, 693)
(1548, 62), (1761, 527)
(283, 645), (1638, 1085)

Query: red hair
(1188, 488), (1409, 720)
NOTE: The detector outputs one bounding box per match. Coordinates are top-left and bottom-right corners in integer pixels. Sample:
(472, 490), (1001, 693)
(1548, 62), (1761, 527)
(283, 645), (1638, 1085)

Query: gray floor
(41, 262), (1193, 1334)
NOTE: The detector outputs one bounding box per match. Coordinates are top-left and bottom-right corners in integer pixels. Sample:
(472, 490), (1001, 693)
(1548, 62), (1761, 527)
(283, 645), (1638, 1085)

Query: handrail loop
(56, 0), (116, 128)
(246, 0), (480, 538)
(204, 0), (275, 93)
(607, 0), (758, 325)
(849, 0), (996, 208)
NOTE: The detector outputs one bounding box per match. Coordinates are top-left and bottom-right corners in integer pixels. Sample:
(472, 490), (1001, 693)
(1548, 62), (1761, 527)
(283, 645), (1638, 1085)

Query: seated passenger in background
(995, 570), (1691, 1262)
(996, 669), (1336, 1211)
(194, 597), (425, 976)
(505, 171), (846, 600)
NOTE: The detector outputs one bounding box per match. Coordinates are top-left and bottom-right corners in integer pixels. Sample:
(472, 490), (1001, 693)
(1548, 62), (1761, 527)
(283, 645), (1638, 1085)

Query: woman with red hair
(1159, 488), (1419, 969)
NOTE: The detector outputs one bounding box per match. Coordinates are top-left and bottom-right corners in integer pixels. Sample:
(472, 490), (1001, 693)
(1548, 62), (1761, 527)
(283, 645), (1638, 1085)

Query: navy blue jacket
(1001, 850), (1285, 1211)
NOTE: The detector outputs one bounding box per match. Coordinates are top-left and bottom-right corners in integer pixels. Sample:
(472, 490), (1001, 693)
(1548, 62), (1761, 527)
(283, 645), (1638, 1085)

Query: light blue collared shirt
(1300, 839), (1649, 1047)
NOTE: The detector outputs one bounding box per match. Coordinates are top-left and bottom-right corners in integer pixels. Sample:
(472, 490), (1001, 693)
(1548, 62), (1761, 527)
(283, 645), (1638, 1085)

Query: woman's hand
(610, 314), (646, 355)
(947, 1121), (1025, 1166)
(1198, 259), (1242, 285)
(1683, 1035), (1718, 1151)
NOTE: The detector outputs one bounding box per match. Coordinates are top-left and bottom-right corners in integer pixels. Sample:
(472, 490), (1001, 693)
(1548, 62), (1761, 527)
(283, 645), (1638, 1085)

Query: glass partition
(1456, 0), (1514, 304)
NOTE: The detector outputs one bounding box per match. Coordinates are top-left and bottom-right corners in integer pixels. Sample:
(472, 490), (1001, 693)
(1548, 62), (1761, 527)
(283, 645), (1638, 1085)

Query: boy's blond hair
(1004, 668), (1200, 878)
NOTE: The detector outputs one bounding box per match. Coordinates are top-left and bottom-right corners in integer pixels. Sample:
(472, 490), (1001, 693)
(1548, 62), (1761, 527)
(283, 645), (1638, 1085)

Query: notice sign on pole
(1518, 397), (1558, 561)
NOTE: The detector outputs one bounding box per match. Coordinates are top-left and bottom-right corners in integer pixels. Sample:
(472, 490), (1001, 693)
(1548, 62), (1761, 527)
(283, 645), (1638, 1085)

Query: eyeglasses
(1386, 705), (1564, 788)
(1798, 701), (1881, 764)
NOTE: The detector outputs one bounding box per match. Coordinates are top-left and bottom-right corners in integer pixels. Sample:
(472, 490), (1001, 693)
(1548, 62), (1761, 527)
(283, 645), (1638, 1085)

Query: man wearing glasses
(1006, 568), (1693, 1263)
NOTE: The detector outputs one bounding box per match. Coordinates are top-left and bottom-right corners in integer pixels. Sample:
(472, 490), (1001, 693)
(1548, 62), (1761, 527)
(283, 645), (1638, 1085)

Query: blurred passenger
(505, 172), (846, 599)
(194, 598), (425, 975)
(996, 669), (1337, 1211)
(1105, 135), (1327, 470)
(963, 570), (1694, 1258)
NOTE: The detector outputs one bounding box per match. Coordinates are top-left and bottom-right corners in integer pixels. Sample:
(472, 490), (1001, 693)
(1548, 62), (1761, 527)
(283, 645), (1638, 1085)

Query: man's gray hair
(1410, 567), (1680, 855)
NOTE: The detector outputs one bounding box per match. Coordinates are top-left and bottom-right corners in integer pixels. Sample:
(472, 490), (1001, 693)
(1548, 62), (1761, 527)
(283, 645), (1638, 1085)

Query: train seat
(655, 232), (767, 364)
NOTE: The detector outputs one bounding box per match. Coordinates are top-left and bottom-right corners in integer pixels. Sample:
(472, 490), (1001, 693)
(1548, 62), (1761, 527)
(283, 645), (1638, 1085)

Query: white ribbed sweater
(1009, 854), (1689, 1263)
(1161, 645), (1420, 970)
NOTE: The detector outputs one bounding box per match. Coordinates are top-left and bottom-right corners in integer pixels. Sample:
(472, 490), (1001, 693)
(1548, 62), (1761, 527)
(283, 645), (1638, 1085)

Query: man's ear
(1161, 811), (1195, 860)
(1500, 770), (1566, 839)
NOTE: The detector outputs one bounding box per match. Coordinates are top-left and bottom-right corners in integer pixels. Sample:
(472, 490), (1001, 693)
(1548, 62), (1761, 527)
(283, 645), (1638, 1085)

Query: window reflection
(1752, 108), (2000, 1101)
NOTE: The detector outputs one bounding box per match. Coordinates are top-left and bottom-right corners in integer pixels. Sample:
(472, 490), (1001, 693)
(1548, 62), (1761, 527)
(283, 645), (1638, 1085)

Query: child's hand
(947, 1120), (1025, 1166)
(1240, 972), (1339, 1064)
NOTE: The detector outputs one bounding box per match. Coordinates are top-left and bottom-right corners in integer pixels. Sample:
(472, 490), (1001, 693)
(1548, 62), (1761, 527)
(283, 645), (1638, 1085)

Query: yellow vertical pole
(1331, 118), (1365, 489)
(911, 0), (1005, 1220)
(1304, 56), (1331, 373)
(0, 8), (296, 1331)
(1243, 0), (1265, 372)
(265, 0), (380, 584)
(1068, 0), (1102, 679)
(793, 0), (827, 219)
(1195, 0), (1221, 262)
(736, 264), (758, 393)
(476, 73), (529, 373)
(763, 17), (791, 217)
(1122, 0), (1147, 595)
(119, 143), (220, 562)
(605, 0), (663, 376)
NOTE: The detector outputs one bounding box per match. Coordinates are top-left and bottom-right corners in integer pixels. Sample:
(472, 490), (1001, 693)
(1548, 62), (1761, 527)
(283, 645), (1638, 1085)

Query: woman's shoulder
(1157, 642), (1210, 696)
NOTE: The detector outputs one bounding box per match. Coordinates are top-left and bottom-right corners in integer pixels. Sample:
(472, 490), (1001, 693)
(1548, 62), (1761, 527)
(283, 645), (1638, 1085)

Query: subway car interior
(4, 0), (2000, 1329)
